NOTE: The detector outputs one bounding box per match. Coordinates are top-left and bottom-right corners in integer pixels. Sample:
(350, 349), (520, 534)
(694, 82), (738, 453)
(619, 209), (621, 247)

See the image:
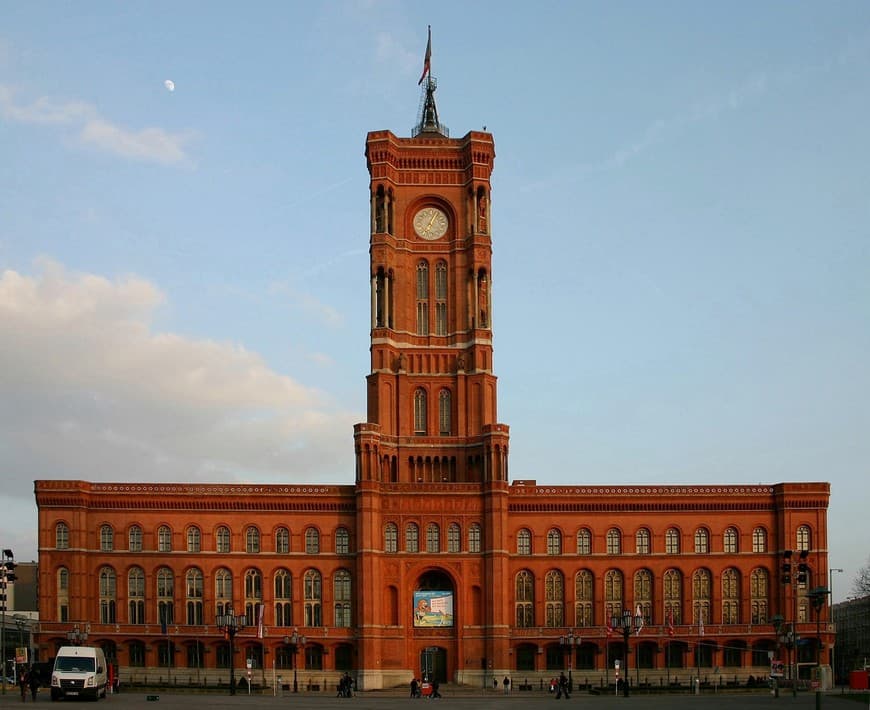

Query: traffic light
(0, 560), (15, 613)
(797, 550), (809, 584)
(781, 550), (793, 584)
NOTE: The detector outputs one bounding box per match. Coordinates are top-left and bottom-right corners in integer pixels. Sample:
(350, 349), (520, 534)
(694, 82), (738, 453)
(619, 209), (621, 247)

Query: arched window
(416, 260), (429, 335)
(722, 568), (739, 624)
(244, 569), (262, 625)
(156, 567), (174, 625)
(636, 528), (651, 555)
(335, 527), (349, 554)
(438, 389), (451, 435)
(216, 525), (231, 553)
(750, 568), (769, 624)
(405, 523), (419, 553)
(468, 523), (482, 553)
(99, 567), (116, 623)
(545, 570), (564, 627)
(447, 523), (461, 553)
(426, 523), (440, 553)
(604, 570), (623, 621)
(694, 528), (710, 554)
(128, 567), (144, 624)
(274, 569), (292, 626)
(246, 526), (261, 554)
(100, 524), (114, 552)
(723, 527), (738, 554)
(575, 570), (594, 627)
(576, 529), (592, 555)
(606, 528), (621, 555)
(128, 525), (142, 552)
(384, 523), (398, 553)
(185, 568), (203, 625)
(663, 569), (682, 624)
(796, 525), (811, 551)
(517, 529), (532, 555)
(215, 568), (233, 616)
(516, 571), (534, 627)
(158, 525), (172, 553)
(752, 527), (767, 553)
(413, 389), (427, 434)
(305, 528), (320, 554)
(56, 522), (69, 550)
(692, 569), (712, 625)
(435, 261), (448, 336)
(634, 569), (653, 621)
(334, 569), (352, 627)
(187, 526), (201, 553)
(57, 567), (70, 622)
(276, 527), (290, 554)
(665, 528), (680, 554)
(304, 569), (322, 627)
(547, 529), (562, 555)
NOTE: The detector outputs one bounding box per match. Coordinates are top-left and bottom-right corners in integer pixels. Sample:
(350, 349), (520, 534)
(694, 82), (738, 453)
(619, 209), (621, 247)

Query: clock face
(413, 207), (449, 240)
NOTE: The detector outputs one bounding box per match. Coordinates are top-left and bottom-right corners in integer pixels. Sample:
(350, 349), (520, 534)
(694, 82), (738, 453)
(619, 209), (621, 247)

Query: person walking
(28, 669), (40, 702)
(503, 675), (510, 694)
(18, 667), (28, 702)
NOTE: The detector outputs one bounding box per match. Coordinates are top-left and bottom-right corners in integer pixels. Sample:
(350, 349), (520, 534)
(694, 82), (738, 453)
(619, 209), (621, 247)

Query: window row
(514, 566), (814, 629)
(383, 522), (482, 553)
(56, 522), (351, 555)
(56, 566), (350, 629)
(517, 525), (814, 556)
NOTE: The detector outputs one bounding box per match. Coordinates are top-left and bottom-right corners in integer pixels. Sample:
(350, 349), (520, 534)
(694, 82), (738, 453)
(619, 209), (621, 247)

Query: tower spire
(412, 27), (448, 137)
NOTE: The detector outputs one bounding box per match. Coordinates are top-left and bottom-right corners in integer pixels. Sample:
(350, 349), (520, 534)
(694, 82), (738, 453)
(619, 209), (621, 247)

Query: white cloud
(0, 84), (192, 165)
(0, 261), (359, 505)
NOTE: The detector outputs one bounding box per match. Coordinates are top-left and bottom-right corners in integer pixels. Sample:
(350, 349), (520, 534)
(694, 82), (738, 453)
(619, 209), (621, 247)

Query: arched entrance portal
(421, 647), (447, 683)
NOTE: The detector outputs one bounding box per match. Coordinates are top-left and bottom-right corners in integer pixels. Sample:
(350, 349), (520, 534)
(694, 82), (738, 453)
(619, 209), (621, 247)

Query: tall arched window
(186, 568), (204, 625)
(516, 571), (534, 627)
(665, 528), (680, 554)
(545, 570), (564, 627)
(334, 569), (352, 627)
(606, 528), (621, 555)
(215, 568), (232, 616)
(416, 261), (429, 335)
(604, 570), (623, 621)
(414, 389), (427, 434)
(276, 527), (290, 554)
(576, 529), (592, 555)
(99, 567), (116, 623)
(244, 569), (263, 625)
(636, 528), (651, 555)
(57, 567), (70, 622)
(426, 523), (440, 553)
(435, 261), (448, 336)
(216, 526), (231, 553)
(796, 525), (811, 551)
(384, 523), (398, 553)
(158, 525), (172, 553)
(547, 529), (562, 556)
(128, 567), (144, 624)
(100, 524), (114, 552)
(335, 527), (350, 554)
(304, 569), (322, 627)
(722, 568), (739, 624)
(750, 568), (769, 624)
(575, 570), (594, 627)
(156, 567), (174, 625)
(305, 528), (320, 554)
(752, 527), (767, 553)
(405, 523), (419, 553)
(663, 569), (682, 624)
(275, 569), (292, 626)
(447, 523), (461, 553)
(694, 528), (710, 554)
(56, 522), (69, 550)
(438, 389), (451, 435)
(187, 526), (201, 553)
(692, 569), (712, 625)
(517, 529), (532, 555)
(723, 527), (738, 554)
(128, 525), (142, 552)
(246, 526), (260, 554)
(633, 569), (653, 621)
(468, 523), (482, 553)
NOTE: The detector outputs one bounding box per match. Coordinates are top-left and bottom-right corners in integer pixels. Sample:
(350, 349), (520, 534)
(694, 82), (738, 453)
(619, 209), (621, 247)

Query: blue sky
(1, 1), (868, 601)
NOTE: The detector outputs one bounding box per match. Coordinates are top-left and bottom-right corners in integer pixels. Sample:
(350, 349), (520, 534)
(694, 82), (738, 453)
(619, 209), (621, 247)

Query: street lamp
(828, 568), (843, 686)
(771, 614), (785, 698)
(1, 548), (14, 697)
(216, 605), (246, 695)
(283, 628), (306, 693)
(611, 608), (643, 697)
(559, 630), (577, 691)
(66, 623), (89, 646)
(808, 586), (828, 710)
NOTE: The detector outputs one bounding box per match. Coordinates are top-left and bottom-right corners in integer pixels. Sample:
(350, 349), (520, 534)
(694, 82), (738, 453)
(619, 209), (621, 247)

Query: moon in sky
(164, 80), (175, 92)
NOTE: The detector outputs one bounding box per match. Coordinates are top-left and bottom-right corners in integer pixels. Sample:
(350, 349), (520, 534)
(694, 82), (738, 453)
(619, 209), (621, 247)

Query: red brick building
(34, 77), (831, 691)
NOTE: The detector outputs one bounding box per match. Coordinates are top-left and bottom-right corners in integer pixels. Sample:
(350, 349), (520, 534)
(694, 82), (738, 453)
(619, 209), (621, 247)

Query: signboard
(770, 660), (784, 678)
(413, 591), (454, 627)
(15, 647), (28, 664)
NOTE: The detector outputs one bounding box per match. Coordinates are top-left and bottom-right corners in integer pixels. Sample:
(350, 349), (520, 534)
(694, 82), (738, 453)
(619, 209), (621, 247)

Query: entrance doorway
(420, 646), (447, 683)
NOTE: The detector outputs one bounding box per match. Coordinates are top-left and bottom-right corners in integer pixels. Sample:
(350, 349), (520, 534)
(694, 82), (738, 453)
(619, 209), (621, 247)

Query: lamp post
(66, 623), (89, 646)
(611, 609), (643, 698)
(771, 614), (785, 698)
(559, 630), (577, 691)
(808, 587), (828, 710)
(1, 548), (15, 696)
(283, 628), (306, 693)
(216, 605), (246, 695)
(828, 568), (843, 686)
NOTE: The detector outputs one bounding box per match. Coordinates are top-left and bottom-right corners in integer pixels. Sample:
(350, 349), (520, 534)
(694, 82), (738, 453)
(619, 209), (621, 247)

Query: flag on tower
(256, 603), (265, 639)
(418, 26), (432, 85)
(667, 608), (675, 637)
(635, 604), (644, 636)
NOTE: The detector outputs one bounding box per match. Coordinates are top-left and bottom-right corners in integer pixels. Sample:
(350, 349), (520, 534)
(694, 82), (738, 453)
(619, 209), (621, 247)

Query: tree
(853, 556), (870, 597)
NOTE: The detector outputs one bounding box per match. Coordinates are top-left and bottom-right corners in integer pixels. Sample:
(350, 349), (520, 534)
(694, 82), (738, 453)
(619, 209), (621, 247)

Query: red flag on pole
(418, 26), (432, 85)
(667, 608), (675, 636)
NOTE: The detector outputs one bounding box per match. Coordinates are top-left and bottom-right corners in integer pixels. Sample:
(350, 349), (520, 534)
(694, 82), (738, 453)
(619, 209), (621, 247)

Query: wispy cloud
(0, 84), (193, 165)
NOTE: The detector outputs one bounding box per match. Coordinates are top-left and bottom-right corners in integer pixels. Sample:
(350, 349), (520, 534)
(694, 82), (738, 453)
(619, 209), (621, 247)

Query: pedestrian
(431, 679), (441, 698)
(28, 669), (40, 701)
(503, 675), (510, 694)
(18, 667), (28, 702)
(556, 672), (569, 700)
(493, 677), (498, 690)
(410, 676), (419, 698)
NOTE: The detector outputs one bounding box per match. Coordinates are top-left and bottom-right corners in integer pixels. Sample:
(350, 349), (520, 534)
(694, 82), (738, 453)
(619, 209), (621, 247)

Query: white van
(51, 645), (108, 701)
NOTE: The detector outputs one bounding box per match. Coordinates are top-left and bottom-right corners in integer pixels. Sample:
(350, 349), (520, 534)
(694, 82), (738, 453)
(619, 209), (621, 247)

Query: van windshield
(55, 657), (96, 673)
